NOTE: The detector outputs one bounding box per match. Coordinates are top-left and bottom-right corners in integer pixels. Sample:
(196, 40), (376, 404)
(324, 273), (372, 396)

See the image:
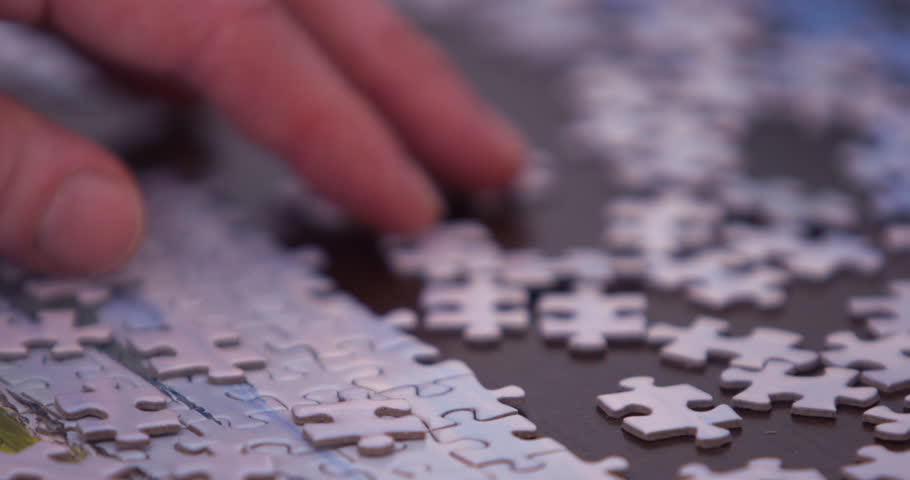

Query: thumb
(0, 95), (144, 275)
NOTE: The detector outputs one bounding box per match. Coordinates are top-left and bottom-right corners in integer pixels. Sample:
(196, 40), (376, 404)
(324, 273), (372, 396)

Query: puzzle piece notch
(420, 271), (528, 344)
(292, 391), (426, 457)
(128, 324), (266, 384)
(822, 330), (910, 392)
(54, 377), (181, 448)
(863, 405), (910, 441)
(538, 283), (647, 353)
(647, 316), (818, 371)
(0, 442), (134, 480)
(842, 445), (910, 480)
(849, 280), (910, 337)
(679, 457), (825, 479)
(720, 360), (879, 418)
(0, 309), (111, 360)
(596, 376), (742, 448)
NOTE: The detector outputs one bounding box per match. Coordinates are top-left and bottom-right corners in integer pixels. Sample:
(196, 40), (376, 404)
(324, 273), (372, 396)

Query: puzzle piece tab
(850, 280), (910, 337)
(596, 376), (742, 448)
(863, 405), (910, 442)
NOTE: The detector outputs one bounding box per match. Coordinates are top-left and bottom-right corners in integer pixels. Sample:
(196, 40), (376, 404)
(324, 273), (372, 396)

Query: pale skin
(0, 0), (526, 275)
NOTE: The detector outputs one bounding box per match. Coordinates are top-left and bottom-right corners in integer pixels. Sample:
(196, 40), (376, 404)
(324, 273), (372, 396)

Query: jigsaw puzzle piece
(679, 457), (825, 479)
(781, 233), (883, 281)
(381, 374), (524, 431)
(292, 390), (426, 456)
(648, 317), (817, 371)
(596, 376), (741, 448)
(538, 284), (647, 353)
(0, 309), (111, 360)
(336, 437), (493, 480)
(721, 360), (879, 417)
(128, 324), (266, 384)
(863, 405), (910, 442)
(434, 411), (564, 471)
(823, 330), (910, 392)
(849, 280), (910, 337)
(842, 445), (910, 480)
(0, 442), (133, 480)
(171, 444), (277, 480)
(54, 377), (181, 448)
(421, 271), (528, 344)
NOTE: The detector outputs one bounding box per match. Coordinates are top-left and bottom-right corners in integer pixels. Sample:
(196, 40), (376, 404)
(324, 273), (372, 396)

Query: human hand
(0, 0), (526, 275)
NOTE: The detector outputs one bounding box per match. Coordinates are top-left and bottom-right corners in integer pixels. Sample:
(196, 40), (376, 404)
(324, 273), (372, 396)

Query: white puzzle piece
(0, 309), (111, 360)
(822, 330), (910, 392)
(842, 445), (910, 480)
(596, 376), (742, 448)
(720, 360), (879, 417)
(850, 280), (910, 337)
(862, 405), (910, 442)
(679, 457), (825, 480)
(538, 283), (647, 353)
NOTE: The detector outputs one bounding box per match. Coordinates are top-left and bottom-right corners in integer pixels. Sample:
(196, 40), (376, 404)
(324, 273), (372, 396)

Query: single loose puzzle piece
(604, 190), (722, 255)
(499, 249), (557, 289)
(551, 247), (625, 284)
(686, 265), (789, 310)
(720, 360), (879, 417)
(822, 330), (910, 392)
(538, 283), (647, 353)
(679, 457), (825, 480)
(0, 442), (133, 480)
(381, 374), (525, 431)
(292, 396), (426, 456)
(434, 411), (564, 471)
(850, 280), (910, 337)
(54, 376), (181, 447)
(842, 445), (910, 480)
(863, 405), (910, 441)
(644, 249), (745, 291)
(128, 324), (266, 384)
(420, 271), (528, 344)
(648, 317), (818, 371)
(596, 376), (742, 448)
(722, 223), (807, 264)
(381, 220), (502, 280)
(172, 444), (277, 480)
(780, 233), (883, 281)
(0, 309), (111, 360)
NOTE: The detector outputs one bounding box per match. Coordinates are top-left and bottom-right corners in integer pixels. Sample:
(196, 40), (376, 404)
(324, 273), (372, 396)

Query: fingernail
(38, 174), (143, 274)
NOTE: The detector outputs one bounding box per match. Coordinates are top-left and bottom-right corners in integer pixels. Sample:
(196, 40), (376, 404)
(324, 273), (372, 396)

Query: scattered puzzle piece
(420, 271), (528, 344)
(850, 280), (910, 337)
(648, 317), (818, 371)
(863, 405), (910, 442)
(604, 190), (722, 255)
(0, 309), (111, 360)
(538, 283), (647, 353)
(679, 457), (825, 479)
(54, 377), (181, 448)
(721, 360), (879, 417)
(780, 233), (883, 281)
(596, 376), (742, 448)
(128, 324), (266, 384)
(172, 443), (277, 480)
(292, 392), (426, 456)
(686, 265), (789, 310)
(842, 445), (910, 480)
(382, 220), (502, 280)
(823, 330), (910, 392)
